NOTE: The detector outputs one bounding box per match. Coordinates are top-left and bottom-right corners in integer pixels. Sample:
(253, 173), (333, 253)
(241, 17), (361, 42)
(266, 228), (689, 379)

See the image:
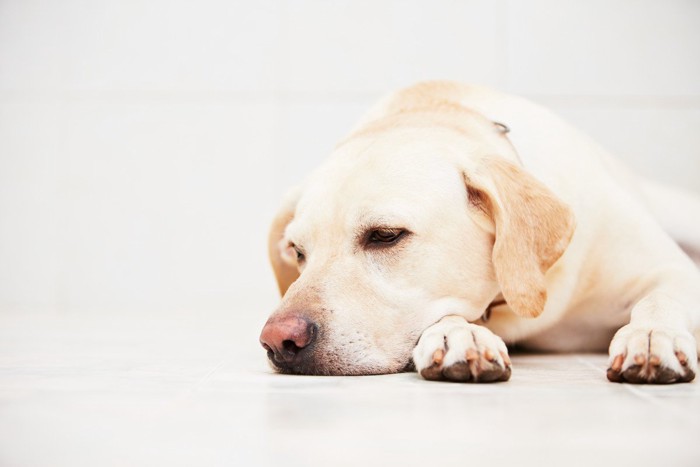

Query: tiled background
(1, 0), (699, 318)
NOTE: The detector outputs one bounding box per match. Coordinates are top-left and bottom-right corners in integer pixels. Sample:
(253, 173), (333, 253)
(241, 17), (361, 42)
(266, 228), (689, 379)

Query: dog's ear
(465, 158), (575, 318)
(268, 188), (302, 296)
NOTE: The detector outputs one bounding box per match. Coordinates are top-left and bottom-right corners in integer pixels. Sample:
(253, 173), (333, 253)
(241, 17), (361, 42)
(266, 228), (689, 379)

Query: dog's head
(260, 96), (575, 375)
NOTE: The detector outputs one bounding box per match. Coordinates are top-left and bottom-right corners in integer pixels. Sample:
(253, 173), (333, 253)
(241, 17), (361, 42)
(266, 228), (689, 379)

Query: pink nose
(259, 315), (317, 368)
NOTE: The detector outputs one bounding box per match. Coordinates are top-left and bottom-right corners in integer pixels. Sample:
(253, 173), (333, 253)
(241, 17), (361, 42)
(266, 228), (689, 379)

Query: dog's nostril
(282, 339), (300, 355)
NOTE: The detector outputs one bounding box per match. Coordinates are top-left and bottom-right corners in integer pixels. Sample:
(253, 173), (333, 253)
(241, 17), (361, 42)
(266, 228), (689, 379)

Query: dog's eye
(368, 228), (406, 245)
(293, 245), (305, 262)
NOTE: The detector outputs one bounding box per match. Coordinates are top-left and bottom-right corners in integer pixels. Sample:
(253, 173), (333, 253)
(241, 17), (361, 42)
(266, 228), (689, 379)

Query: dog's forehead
(325, 131), (463, 193)
(289, 133), (466, 241)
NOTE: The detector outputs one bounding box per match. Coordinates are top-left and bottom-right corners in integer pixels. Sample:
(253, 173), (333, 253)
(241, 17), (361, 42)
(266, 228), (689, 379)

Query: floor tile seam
(192, 359), (228, 391)
(140, 359), (229, 420)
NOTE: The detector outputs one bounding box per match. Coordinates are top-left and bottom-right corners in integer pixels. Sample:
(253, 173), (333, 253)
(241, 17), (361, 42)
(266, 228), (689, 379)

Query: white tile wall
(274, 98), (374, 195)
(0, 1), (281, 92)
(0, 99), (62, 311)
(0, 0), (698, 315)
(278, 0), (508, 94)
(54, 98), (280, 314)
(507, 0), (700, 97)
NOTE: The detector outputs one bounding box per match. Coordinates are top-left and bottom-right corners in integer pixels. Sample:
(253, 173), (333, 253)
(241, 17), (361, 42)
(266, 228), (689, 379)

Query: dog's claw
(500, 351), (512, 367)
(610, 354), (624, 372)
(607, 354), (625, 382)
(432, 348), (445, 365)
(676, 351), (688, 366)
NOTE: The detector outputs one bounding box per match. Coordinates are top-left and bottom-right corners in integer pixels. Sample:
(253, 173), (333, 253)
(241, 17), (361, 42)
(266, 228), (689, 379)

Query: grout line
(147, 359), (228, 420)
(616, 383), (698, 424)
(524, 94), (700, 109)
(619, 383), (667, 406)
(576, 356), (608, 377)
(1, 90), (698, 109)
(0, 89), (382, 104)
(498, 0), (510, 90)
(503, 0), (513, 90)
(192, 359), (228, 391)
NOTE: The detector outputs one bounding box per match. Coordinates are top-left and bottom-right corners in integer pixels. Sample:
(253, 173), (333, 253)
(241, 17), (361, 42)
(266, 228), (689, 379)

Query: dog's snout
(259, 315), (317, 370)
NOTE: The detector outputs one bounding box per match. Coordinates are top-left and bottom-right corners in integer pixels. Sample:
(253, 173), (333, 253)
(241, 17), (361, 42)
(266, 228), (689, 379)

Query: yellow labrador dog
(260, 81), (700, 384)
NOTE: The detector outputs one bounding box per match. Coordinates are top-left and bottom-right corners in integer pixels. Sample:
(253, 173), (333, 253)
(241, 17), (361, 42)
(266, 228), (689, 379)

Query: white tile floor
(1, 312), (698, 467)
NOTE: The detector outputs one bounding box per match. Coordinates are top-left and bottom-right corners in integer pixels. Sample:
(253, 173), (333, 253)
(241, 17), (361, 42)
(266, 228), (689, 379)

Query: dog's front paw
(413, 315), (511, 383)
(607, 325), (697, 384)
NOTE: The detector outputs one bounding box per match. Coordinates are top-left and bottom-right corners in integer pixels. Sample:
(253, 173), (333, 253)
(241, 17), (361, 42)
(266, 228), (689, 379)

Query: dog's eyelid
(373, 226), (403, 233)
(362, 227), (410, 247)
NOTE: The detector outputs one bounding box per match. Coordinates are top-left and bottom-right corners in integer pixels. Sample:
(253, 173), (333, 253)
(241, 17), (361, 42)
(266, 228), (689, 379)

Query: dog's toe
(419, 349), (446, 381)
(442, 361), (472, 382)
(413, 316), (511, 383)
(477, 359), (512, 383)
(607, 326), (697, 384)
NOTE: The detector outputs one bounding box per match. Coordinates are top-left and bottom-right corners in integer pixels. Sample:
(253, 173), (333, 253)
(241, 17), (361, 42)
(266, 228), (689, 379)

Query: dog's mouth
(263, 343), (414, 376)
(263, 345), (324, 375)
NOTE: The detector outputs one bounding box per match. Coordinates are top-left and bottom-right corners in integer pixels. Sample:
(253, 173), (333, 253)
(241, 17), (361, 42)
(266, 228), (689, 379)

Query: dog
(259, 81), (700, 384)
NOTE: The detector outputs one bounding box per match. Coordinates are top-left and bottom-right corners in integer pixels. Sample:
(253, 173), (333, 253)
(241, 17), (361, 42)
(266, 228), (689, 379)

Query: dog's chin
(266, 356), (413, 376)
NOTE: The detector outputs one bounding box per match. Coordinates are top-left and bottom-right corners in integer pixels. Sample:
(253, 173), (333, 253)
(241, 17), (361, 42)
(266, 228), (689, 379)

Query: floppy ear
(465, 158), (576, 318)
(268, 188), (302, 296)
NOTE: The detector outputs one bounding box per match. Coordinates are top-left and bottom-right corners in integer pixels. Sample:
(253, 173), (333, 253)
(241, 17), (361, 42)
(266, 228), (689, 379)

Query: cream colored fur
(266, 81), (700, 383)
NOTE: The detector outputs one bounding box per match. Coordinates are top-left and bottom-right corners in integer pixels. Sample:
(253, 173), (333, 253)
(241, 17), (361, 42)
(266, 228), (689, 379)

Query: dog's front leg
(607, 288), (698, 384)
(413, 315), (512, 382)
